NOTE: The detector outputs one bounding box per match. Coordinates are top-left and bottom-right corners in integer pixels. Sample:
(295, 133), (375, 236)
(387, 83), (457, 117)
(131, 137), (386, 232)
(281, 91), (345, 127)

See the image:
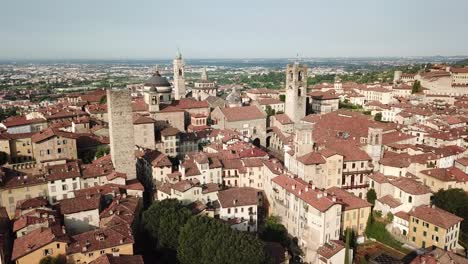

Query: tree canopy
(432, 188), (468, 247)
(366, 188), (377, 206)
(260, 216), (290, 247)
(178, 216), (267, 264)
(142, 199), (192, 249)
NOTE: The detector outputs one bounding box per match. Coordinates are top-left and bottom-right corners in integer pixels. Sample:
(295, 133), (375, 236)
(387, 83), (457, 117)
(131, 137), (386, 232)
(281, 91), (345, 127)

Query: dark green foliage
(412, 80), (422, 94)
(386, 212), (394, 222)
(265, 105), (275, 127)
(339, 101), (363, 110)
(39, 255), (66, 264)
(260, 216), (290, 247)
(374, 113), (382, 121)
(366, 189), (377, 206)
(279, 94), (286, 102)
(99, 95), (107, 104)
(0, 107), (19, 121)
(432, 188), (468, 247)
(345, 228), (351, 264)
(0, 151), (8, 166)
(95, 146), (110, 159)
(178, 216), (267, 264)
(142, 199), (192, 249)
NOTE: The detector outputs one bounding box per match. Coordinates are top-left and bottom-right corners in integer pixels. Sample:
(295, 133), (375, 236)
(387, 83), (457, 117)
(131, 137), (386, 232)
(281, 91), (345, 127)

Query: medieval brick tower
(366, 126), (383, 169)
(173, 50), (186, 100)
(107, 89), (136, 180)
(285, 62), (307, 123)
(294, 123), (314, 157)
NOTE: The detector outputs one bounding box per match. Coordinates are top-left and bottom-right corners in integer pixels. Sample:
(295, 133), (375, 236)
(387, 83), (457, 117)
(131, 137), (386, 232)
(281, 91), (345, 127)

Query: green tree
(432, 188), (468, 247)
(142, 199), (192, 250)
(178, 216), (267, 264)
(264, 105), (276, 127)
(0, 151), (8, 166)
(412, 80), (422, 94)
(279, 94), (286, 102)
(345, 228), (351, 264)
(260, 216), (290, 247)
(39, 255), (66, 264)
(95, 146), (110, 159)
(386, 212), (394, 222)
(374, 112), (382, 122)
(366, 189), (377, 206)
(99, 95), (107, 104)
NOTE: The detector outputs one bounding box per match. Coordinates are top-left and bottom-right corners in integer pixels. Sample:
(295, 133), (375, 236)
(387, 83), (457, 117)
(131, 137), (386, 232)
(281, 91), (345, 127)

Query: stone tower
(285, 62), (307, 123)
(393, 70), (402, 84)
(366, 126), (383, 169)
(107, 89), (136, 180)
(201, 67), (208, 81)
(294, 123), (314, 157)
(173, 50), (186, 100)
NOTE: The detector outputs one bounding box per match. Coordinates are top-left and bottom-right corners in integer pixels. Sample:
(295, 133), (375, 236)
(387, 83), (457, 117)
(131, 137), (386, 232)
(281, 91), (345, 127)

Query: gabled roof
(220, 106), (265, 122)
(12, 227), (69, 260)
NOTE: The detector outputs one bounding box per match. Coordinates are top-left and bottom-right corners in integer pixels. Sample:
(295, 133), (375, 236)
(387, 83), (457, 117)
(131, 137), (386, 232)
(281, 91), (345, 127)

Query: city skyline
(1, 0), (468, 60)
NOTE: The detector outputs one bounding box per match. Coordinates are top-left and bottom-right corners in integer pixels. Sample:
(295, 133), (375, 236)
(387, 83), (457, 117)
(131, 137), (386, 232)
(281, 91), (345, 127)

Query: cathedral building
(192, 67), (218, 101)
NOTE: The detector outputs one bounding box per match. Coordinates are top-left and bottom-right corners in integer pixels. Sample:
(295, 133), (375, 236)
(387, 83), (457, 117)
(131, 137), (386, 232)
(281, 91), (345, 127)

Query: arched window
(289, 71), (293, 80)
(298, 88), (301, 97)
(178, 69), (183, 76)
(408, 196), (412, 203)
(298, 71), (303, 81)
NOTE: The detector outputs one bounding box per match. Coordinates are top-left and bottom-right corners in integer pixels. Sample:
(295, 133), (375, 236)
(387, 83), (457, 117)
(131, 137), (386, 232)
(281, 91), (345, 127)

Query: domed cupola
(144, 71), (172, 93)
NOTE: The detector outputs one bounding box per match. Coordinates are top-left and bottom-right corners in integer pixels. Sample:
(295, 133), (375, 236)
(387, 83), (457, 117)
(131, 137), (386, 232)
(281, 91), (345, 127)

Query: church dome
(144, 71), (172, 93)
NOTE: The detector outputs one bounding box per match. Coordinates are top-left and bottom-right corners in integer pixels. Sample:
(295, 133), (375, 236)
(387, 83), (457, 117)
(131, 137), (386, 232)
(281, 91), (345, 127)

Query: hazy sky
(1, 0), (468, 59)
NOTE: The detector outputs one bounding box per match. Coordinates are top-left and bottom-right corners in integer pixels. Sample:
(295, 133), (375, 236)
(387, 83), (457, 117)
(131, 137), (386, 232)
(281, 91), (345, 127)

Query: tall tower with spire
(173, 49), (186, 100)
(285, 61), (308, 123)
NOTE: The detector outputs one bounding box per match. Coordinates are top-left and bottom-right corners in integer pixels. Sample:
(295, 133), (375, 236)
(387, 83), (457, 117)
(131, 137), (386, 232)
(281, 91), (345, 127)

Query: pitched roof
(12, 227), (69, 260)
(420, 167), (468, 182)
(220, 106), (265, 122)
(410, 205), (463, 229)
(390, 177), (431, 195)
(326, 187), (371, 210)
(377, 195), (402, 208)
(297, 152), (326, 165)
(67, 224), (133, 254)
(272, 174), (337, 212)
(60, 194), (101, 215)
(217, 187), (259, 208)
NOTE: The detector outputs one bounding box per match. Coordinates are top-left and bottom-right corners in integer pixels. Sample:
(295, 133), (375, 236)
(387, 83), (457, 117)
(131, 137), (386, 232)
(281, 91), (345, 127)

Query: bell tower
(173, 49), (186, 100)
(285, 62), (307, 123)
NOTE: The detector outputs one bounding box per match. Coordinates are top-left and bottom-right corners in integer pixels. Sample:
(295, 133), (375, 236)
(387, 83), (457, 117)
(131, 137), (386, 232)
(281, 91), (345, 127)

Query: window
(434, 226), (438, 232)
(43, 249), (52, 256)
(408, 196), (412, 203)
(57, 243), (60, 249)
(413, 227), (417, 232)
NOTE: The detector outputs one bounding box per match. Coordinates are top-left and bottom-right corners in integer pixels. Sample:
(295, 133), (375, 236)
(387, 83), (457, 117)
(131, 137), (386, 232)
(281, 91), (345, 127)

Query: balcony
(342, 169), (373, 175)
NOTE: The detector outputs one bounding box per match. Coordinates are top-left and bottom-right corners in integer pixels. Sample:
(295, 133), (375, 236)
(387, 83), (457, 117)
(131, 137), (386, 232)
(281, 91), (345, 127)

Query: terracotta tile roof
(161, 127), (180, 137)
(242, 158), (264, 167)
(133, 114), (155, 125)
(450, 67), (468, 74)
(131, 99), (148, 112)
(172, 98), (209, 109)
(217, 187), (260, 208)
(0, 168), (46, 190)
(297, 152), (326, 165)
(2, 115), (46, 127)
(456, 157), (468, 166)
(142, 150), (172, 167)
(220, 105), (265, 122)
(90, 254), (144, 264)
(272, 174), (337, 212)
(273, 114), (293, 125)
(394, 211), (410, 221)
(420, 167), (468, 182)
(12, 227), (69, 261)
(257, 98), (283, 105)
(368, 172), (391, 183)
(100, 195), (140, 228)
(317, 240), (345, 260)
(13, 213), (60, 233)
(377, 195), (401, 208)
(172, 180), (196, 193)
(60, 194), (101, 215)
(382, 131), (416, 145)
(124, 179), (144, 191)
(45, 161), (81, 181)
(309, 90), (339, 100)
(67, 224), (134, 254)
(390, 177), (431, 195)
(74, 184), (123, 198)
(81, 155), (115, 179)
(16, 197), (48, 211)
(31, 127), (78, 143)
(327, 187), (371, 210)
(410, 205), (463, 229)
(410, 248), (468, 264)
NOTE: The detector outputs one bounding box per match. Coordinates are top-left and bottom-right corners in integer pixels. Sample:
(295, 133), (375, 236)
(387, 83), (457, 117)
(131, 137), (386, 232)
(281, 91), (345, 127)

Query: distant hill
(453, 58), (468, 67)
